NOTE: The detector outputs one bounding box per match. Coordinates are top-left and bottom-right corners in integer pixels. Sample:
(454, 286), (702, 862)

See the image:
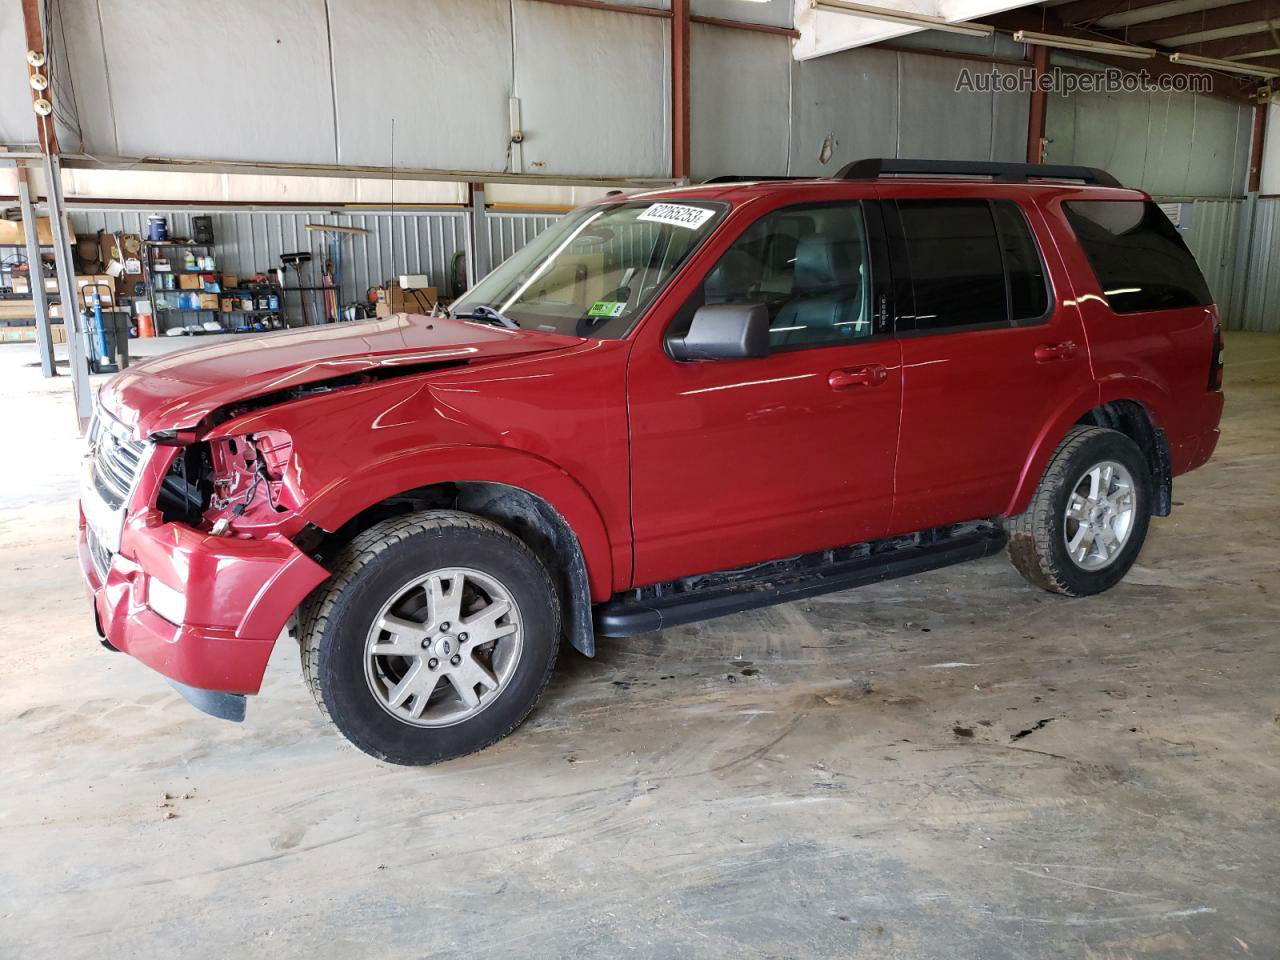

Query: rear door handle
(828, 364), (887, 390)
(1034, 340), (1078, 363)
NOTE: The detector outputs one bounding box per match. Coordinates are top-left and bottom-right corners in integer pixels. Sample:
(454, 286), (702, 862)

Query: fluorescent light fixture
(812, 0), (995, 38)
(1169, 51), (1280, 78)
(1014, 29), (1156, 60)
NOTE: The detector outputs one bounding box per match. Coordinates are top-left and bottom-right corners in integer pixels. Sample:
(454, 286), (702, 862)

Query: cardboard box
(198, 293), (219, 310)
(178, 273), (204, 291)
(376, 285), (438, 317)
(220, 273), (239, 290)
(9, 276), (59, 295)
(0, 325), (36, 342)
(78, 275), (116, 307)
(221, 298), (234, 313)
(0, 217), (57, 246)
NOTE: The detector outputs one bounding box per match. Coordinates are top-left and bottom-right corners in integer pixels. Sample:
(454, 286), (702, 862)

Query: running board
(595, 523), (1006, 638)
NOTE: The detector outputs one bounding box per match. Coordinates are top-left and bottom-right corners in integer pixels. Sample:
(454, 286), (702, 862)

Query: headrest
(794, 234), (861, 292)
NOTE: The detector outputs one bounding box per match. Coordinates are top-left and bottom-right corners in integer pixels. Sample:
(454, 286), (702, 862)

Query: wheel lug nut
(428, 658), (439, 670)
(458, 632), (468, 642)
(440, 622), (451, 632)
(450, 655), (461, 666)
(420, 638), (431, 649)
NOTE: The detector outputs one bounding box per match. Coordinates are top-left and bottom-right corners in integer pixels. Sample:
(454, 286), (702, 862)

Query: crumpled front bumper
(80, 512), (329, 697)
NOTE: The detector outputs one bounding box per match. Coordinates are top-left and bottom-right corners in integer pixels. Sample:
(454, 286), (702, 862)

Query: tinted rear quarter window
(993, 200), (1050, 323)
(1063, 200), (1212, 313)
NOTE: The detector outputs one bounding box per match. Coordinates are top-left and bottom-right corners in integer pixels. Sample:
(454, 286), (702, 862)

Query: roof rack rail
(833, 158), (1122, 188)
(701, 175), (808, 184)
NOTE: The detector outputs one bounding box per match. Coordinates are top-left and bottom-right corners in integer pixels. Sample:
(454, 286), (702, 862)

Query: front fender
(298, 444), (616, 603)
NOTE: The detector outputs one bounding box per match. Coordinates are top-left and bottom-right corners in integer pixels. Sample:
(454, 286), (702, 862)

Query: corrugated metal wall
(68, 207), (468, 324)
(1179, 199), (1242, 324)
(487, 213), (562, 266)
(1237, 199), (1280, 334)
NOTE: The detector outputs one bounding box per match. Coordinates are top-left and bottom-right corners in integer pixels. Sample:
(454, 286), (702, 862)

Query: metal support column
(43, 153), (92, 429)
(671, 0), (691, 181)
(467, 182), (491, 287)
(14, 161), (55, 377)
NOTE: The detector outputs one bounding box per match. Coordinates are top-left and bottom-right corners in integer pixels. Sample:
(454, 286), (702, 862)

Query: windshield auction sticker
(638, 203), (716, 231)
(587, 300), (627, 319)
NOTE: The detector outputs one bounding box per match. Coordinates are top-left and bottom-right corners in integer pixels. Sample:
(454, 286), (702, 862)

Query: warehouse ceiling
(797, 0), (1280, 73)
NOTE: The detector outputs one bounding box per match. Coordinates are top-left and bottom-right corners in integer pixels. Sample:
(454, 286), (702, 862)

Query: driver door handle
(829, 364), (887, 390)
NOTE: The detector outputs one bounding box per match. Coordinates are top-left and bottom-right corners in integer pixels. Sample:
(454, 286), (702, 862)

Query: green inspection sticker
(587, 300), (626, 319)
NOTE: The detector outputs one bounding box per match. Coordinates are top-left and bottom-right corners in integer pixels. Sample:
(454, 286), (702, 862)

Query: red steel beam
(1248, 101), (1268, 193)
(672, 0), (691, 180)
(690, 14), (799, 39)
(20, 0), (56, 154)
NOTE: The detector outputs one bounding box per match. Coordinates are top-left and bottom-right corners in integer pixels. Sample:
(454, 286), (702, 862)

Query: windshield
(452, 199), (728, 339)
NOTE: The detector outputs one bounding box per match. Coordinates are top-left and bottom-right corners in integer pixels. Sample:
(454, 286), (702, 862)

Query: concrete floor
(2, 332), (1277, 959)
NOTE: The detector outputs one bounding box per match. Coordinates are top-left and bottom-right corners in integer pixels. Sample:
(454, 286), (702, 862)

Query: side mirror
(667, 303), (770, 361)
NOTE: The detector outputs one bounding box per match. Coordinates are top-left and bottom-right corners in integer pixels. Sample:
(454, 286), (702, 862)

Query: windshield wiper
(453, 304), (520, 330)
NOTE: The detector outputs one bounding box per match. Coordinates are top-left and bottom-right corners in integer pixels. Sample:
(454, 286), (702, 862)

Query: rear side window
(1063, 200), (1212, 313)
(896, 199), (1006, 330)
(993, 200), (1050, 323)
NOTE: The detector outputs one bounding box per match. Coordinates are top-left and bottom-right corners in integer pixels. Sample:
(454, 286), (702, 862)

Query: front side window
(1063, 200), (1212, 313)
(452, 200), (726, 339)
(895, 199), (1007, 331)
(698, 202), (872, 348)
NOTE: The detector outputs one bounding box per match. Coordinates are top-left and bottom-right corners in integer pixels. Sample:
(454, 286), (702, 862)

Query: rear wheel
(1007, 426), (1151, 597)
(299, 511), (559, 765)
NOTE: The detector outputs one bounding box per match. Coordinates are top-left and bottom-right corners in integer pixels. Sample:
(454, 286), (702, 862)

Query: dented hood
(101, 312), (582, 436)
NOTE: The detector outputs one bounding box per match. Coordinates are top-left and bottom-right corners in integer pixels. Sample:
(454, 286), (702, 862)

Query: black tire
(1006, 426), (1152, 597)
(299, 510), (560, 765)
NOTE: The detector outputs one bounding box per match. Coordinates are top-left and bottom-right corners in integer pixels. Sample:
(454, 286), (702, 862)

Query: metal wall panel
(693, 0), (791, 28)
(84, 0), (337, 164)
(327, 0), (512, 171)
(1046, 82), (1251, 198)
(1179, 199), (1241, 324)
(0, 9), (36, 147)
(691, 25), (791, 180)
(1238, 199), (1280, 334)
(511, 1), (670, 178)
(67, 207), (468, 324)
(487, 212), (563, 265)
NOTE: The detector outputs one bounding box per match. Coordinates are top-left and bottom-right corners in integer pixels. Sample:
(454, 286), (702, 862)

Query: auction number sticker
(638, 203), (716, 230)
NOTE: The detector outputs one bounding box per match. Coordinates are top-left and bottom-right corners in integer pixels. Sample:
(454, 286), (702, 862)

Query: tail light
(1208, 321), (1224, 392)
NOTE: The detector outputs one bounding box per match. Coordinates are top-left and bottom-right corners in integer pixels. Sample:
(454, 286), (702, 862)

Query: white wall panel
(1045, 65), (1251, 197)
(1257, 103), (1278, 196)
(328, 0), (512, 172)
(789, 46), (899, 174)
(0, 8), (36, 146)
(899, 54), (995, 160)
(90, 0), (336, 163)
(693, 0), (793, 28)
(691, 25), (791, 179)
(511, 1), (669, 178)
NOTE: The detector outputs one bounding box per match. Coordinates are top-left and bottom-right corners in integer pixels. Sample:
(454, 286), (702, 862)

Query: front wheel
(1007, 426), (1152, 597)
(299, 511), (560, 765)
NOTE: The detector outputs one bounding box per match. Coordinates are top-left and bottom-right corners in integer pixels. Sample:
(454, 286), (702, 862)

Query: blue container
(147, 216), (168, 242)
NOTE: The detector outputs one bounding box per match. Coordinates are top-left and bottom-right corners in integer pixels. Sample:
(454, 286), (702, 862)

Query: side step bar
(595, 524), (1006, 638)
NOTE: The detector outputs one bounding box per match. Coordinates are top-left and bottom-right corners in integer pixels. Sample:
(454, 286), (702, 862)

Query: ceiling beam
(1121, 2), (1277, 43)
(1056, 0), (1185, 29)
(1190, 30), (1280, 57)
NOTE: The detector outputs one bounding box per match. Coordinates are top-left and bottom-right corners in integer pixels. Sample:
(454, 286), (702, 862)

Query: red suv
(80, 159), (1224, 764)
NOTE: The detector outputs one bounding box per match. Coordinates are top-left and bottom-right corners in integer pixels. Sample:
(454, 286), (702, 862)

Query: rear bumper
(80, 514), (329, 695)
(1171, 392), (1224, 476)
